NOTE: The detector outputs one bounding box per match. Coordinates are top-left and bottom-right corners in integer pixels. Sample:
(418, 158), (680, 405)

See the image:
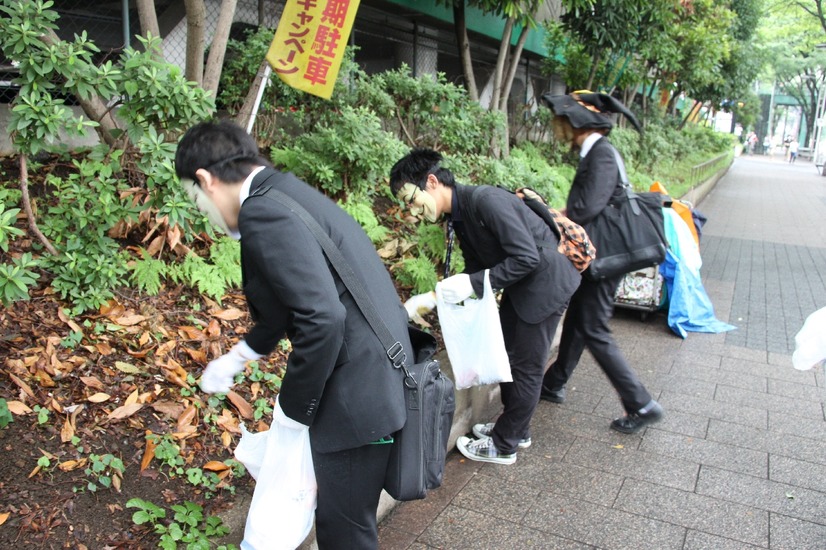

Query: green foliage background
(0, 2), (735, 309)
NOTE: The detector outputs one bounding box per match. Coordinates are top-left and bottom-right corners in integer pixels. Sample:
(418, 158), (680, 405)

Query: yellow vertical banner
(266, 0), (360, 99)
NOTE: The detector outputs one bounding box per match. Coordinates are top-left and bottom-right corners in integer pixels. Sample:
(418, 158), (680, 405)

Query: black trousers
(543, 274), (652, 414)
(491, 294), (564, 454)
(311, 440), (392, 550)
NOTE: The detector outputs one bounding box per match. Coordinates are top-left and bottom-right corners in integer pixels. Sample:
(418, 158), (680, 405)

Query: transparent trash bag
(436, 269), (511, 389)
(793, 307), (826, 371)
(234, 421), (316, 550)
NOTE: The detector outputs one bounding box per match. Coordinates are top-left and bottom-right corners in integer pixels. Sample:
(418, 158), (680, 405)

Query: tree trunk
(184, 0), (206, 85)
(490, 17), (514, 114)
(135, 0), (162, 53)
(203, 0), (238, 96)
(498, 24), (529, 113)
(453, 2), (478, 102)
(585, 49), (601, 91)
(19, 155), (58, 256)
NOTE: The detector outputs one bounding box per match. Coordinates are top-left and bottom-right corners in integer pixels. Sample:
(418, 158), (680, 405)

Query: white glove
(437, 273), (474, 304)
(274, 395), (309, 431)
(403, 291), (437, 319)
(199, 340), (263, 394)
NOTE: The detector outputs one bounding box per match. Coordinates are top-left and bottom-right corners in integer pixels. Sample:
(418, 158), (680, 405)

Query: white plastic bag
(234, 421), (317, 550)
(436, 269), (511, 389)
(793, 307), (826, 371)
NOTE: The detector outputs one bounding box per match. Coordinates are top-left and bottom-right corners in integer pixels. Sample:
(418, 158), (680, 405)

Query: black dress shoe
(540, 385), (566, 403)
(610, 401), (663, 434)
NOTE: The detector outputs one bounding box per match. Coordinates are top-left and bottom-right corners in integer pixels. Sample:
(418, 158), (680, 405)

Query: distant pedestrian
(789, 139), (799, 163)
(540, 91), (664, 434)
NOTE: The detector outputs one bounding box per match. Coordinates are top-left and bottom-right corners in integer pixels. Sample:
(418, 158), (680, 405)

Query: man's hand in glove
(200, 340), (263, 394)
(404, 291), (437, 320)
(437, 273), (474, 304)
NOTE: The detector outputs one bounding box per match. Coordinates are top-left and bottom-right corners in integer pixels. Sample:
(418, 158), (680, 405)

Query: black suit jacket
(238, 168), (410, 453)
(566, 136), (625, 230)
(452, 184), (580, 324)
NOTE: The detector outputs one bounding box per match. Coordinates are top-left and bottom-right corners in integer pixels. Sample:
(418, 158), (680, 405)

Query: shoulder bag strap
(609, 145), (641, 216)
(253, 186), (410, 373)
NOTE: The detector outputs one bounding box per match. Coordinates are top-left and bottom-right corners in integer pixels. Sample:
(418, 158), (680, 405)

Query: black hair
(389, 148), (456, 195)
(175, 119), (272, 184)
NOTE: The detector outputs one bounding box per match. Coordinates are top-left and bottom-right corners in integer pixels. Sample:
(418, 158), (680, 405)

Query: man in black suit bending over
(175, 120), (412, 549)
(390, 148), (580, 465)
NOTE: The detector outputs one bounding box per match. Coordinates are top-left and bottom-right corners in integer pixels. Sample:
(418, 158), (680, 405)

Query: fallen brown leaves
(1, 287), (288, 547)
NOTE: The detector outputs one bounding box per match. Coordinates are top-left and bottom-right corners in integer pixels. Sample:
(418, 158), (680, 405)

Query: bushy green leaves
(0, 252), (40, 306)
(271, 105), (406, 199)
(0, 203), (24, 252)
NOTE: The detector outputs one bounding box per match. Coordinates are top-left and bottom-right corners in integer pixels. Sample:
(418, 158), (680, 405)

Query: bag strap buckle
(387, 342), (406, 368)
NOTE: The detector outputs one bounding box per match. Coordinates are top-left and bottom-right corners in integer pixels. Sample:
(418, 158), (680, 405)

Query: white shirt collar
(226, 166), (265, 240)
(239, 166), (266, 205)
(580, 133), (603, 159)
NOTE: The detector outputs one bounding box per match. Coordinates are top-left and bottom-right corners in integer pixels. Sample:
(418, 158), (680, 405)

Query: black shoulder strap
(608, 145), (641, 216)
(251, 187), (410, 372)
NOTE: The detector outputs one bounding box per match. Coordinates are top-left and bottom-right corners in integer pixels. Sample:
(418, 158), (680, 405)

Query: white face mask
(181, 178), (240, 240)
(397, 182), (440, 223)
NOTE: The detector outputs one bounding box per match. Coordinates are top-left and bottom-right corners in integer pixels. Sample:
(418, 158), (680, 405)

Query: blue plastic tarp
(659, 208), (736, 338)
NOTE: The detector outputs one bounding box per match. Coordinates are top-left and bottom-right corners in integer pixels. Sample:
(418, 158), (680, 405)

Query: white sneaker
(457, 436), (516, 465)
(472, 423), (532, 449)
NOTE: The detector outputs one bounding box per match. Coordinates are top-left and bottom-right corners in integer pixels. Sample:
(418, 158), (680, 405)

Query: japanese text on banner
(266, 0), (360, 99)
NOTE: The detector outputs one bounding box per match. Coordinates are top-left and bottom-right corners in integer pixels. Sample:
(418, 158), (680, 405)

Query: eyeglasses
(397, 183), (421, 205)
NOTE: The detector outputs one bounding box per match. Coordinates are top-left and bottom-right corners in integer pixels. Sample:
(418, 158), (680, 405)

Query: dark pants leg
(311, 441), (391, 550)
(492, 295), (564, 454)
(543, 275), (652, 413)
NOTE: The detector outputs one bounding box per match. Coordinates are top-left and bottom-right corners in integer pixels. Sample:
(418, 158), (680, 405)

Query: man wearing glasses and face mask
(175, 119), (414, 549)
(390, 148), (580, 465)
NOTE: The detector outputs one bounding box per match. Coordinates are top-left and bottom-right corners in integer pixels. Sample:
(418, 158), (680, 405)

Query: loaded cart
(613, 266), (666, 321)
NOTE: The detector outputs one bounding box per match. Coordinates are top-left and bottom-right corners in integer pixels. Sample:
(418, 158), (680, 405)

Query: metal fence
(0, 0), (284, 103)
(687, 151), (732, 188)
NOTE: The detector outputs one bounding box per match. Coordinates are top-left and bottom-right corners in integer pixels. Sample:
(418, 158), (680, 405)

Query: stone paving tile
(714, 384), (824, 418)
(707, 419), (826, 466)
(768, 454), (826, 493)
(643, 407), (710, 439)
(696, 466), (826, 525)
(647, 372), (718, 400)
(767, 378), (826, 402)
(672, 349), (724, 368)
(659, 390), (767, 430)
(640, 429), (768, 477)
(683, 530), (765, 550)
(768, 514), (826, 550)
(615, 478), (769, 547)
(499, 460), (625, 507)
(671, 361), (768, 392)
(522, 492), (686, 550)
(564, 437), (699, 492)
(452, 474), (542, 523)
(534, 407), (644, 448)
(419, 505), (594, 550)
(767, 409), (826, 440)
(719, 356), (819, 385)
(719, 345), (768, 363)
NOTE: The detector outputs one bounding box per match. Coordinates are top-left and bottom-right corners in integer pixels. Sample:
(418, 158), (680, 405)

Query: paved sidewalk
(377, 155), (826, 549)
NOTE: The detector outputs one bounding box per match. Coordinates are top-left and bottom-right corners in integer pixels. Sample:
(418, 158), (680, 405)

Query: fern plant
(169, 239), (241, 301)
(339, 197), (388, 244)
(394, 255), (439, 295)
(129, 249), (167, 295)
